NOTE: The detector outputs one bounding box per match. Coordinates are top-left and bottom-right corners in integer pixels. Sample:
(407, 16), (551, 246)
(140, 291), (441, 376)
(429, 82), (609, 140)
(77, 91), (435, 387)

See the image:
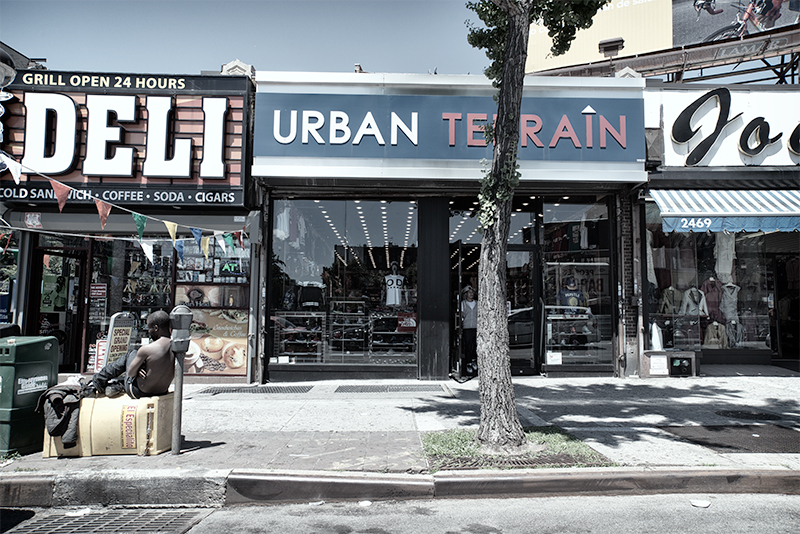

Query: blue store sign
(254, 93), (644, 163)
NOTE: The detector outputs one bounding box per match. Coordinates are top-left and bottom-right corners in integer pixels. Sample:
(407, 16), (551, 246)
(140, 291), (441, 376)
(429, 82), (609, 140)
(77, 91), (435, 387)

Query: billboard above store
(527, 0), (800, 72)
(0, 71), (252, 208)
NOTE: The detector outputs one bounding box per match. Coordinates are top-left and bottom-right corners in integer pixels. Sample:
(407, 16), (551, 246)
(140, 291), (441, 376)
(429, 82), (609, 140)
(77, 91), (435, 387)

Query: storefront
(0, 70), (259, 381)
(253, 73), (647, 380)
(642, 84), (800, 373)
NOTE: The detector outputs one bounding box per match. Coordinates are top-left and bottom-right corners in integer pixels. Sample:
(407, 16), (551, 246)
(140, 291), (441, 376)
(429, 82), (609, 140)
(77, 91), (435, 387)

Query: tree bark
(475, 3), (531, 452)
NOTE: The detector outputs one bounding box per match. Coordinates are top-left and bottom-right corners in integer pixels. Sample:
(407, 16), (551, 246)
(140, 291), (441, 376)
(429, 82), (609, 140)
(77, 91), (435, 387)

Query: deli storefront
(642, 84), (800, 373)
(253, 72), (647, 380)
(1, 70), (261, 381)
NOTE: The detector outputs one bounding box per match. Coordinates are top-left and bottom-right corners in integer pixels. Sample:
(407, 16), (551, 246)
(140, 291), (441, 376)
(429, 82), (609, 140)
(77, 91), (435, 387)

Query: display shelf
(368, 313), (416, 353)
(274, 311), (325, 362)
(329, 300), (367, 354)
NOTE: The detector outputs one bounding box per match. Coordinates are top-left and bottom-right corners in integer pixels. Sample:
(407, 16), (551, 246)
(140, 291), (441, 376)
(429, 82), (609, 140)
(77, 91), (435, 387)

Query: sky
(1, 0), (491, 76)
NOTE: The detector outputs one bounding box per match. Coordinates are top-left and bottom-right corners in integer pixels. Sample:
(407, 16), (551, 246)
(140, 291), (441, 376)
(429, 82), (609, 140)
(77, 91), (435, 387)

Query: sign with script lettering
(661, 87), (800, 168)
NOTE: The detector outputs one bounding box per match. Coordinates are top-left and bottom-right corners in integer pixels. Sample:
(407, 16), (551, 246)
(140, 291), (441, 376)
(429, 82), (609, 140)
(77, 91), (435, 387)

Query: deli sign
(1, 71), (251, 207)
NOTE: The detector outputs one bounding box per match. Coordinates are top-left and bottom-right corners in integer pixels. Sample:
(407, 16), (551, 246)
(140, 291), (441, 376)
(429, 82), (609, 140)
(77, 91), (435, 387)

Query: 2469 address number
(679, 217), (713, 230)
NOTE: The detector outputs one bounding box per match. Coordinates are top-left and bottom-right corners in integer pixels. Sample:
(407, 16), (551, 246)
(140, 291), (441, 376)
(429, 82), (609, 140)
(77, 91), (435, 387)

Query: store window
(270, 199), (418, 365)
(645, 204), (793, 362)
(88, 235), (251, 375)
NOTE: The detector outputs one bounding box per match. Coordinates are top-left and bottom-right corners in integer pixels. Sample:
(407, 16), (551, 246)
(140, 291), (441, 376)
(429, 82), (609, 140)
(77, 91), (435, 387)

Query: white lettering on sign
(21, 93), (78, 174)
(143, 96), (192, 177)
(19, 93), (228, 178)
(200, 97), (228, 178)
(16, 375), (49, 395)
(274, 110), (418, 146)
(83, 94), (136, 176)
(679, 218), (713, 230)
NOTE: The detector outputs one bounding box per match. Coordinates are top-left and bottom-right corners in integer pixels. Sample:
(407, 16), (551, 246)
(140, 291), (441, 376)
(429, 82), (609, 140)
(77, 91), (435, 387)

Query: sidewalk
(2, 365), (799, 507)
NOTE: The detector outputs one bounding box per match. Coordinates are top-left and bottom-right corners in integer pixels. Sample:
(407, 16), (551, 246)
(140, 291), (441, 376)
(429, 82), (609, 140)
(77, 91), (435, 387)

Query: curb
(227, 470), (435, 504)
(1, 469), (229, 508)
(432, 468), (800, 499)
(2, 468), (798, 508)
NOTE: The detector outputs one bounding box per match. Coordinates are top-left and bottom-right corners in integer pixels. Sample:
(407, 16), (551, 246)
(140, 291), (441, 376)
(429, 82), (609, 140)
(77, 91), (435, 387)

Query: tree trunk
(475, 4), (531, 452)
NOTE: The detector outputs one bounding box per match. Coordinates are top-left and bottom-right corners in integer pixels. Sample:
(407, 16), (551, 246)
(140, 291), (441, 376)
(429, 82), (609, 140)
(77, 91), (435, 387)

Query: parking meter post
(169, 305), (192, 455)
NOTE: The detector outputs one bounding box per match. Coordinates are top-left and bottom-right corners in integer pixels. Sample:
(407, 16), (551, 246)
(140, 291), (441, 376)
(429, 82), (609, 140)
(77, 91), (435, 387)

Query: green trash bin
(0, 336), (59, 455)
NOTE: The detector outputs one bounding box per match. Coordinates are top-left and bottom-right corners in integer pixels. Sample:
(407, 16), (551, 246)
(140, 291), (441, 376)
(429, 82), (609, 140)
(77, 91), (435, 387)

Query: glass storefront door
(541, 200), (613, 367)
(27, 239), (88, 372)
(449, 196), (615, 375)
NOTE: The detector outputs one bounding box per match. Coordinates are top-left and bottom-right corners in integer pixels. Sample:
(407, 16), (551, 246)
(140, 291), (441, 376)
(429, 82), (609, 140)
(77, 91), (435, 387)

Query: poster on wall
(185, 308), (249, 375)
(89, 283), (107, 323)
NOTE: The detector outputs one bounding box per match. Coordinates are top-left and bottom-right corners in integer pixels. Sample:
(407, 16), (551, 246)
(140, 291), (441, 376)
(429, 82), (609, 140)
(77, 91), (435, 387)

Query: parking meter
(169, 305), (193, 454)
(170, 305), (193, 353)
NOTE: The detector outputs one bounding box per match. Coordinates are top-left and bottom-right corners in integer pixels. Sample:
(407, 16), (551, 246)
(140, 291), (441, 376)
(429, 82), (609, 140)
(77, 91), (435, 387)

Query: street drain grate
(659, 424), (800, 453)
(336, 384), (445, 393)
(197, 385), (314, 395)
(715, 410), (782, 421)
(5, 508), (210, 534)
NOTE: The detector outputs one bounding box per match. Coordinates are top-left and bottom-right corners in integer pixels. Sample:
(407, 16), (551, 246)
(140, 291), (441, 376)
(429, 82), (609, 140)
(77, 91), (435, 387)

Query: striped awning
(650, 189), (800, 233)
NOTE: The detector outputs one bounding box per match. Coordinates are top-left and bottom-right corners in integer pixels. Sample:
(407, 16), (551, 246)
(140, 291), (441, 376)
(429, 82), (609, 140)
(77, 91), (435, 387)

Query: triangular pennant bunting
(223, 233), (234, 251)
(140, 240), (154, 265)
(201, 236), (210, 260)
(94, 199), (112, 229)
(132, 213), (147, 240)
(0, 151), (22, 184)
(163, 221), (178, 244)
(190, 228), (203, 251)
(175, 240), (184, 262)
(235, 230), (244, 250)
(215, 232), (227, 254)
(48, 179), (72, 212)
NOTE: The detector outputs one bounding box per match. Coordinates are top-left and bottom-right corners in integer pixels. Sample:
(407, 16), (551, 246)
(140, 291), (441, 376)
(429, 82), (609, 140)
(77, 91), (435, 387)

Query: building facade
(640, 83), (800, 374)
(0, 70), (259, 381)
(252, 72), (647, 381)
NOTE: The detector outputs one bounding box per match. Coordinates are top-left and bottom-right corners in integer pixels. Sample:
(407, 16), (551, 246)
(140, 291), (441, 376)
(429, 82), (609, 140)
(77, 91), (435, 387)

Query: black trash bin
(0, 336), (59, 455)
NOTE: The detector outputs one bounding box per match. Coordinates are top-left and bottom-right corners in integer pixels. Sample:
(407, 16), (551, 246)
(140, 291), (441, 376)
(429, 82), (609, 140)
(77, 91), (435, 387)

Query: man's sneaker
(105, 381), (126, 398)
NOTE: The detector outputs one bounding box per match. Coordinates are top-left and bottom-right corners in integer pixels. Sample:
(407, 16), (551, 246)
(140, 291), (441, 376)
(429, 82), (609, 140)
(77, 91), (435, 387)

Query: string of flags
(0, 157), (249, 267)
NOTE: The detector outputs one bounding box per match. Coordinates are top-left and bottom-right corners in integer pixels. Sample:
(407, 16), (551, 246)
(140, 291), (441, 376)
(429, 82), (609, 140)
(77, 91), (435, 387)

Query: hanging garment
(650, 321), (663, 350)
(786, 257), (800, 289)
(703, 322), (729, 349)
(679, 287), (708, 317)
(714, 232), (736, 284)
(726, 320), (745, 349)
(384, 275), (405, 307)
(646, 230), (657, 286)
(701, 278), (725, 323)
(719, 283), (741, 325)
(657, 287), (683, 315)
(275, 207), (290, 240)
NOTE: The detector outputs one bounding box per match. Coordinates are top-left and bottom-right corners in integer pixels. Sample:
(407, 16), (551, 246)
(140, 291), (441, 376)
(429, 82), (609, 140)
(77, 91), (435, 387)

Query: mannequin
(460, 286), (478, 375)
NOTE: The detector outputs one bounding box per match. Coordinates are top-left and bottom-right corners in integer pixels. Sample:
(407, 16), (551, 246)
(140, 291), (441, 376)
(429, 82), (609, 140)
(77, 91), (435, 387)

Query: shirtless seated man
(90, 310), (175, 399)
